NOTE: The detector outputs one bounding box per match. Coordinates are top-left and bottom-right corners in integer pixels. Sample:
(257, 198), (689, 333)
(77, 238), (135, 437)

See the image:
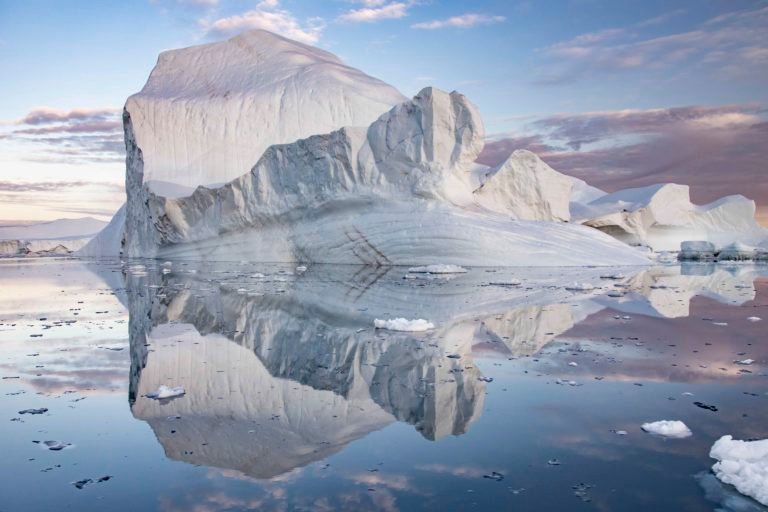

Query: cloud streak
(337, 2), (409, 23)
(536, 5), (768, 84)
(1, 106), (124, 164)
(412, 13), (505, 30)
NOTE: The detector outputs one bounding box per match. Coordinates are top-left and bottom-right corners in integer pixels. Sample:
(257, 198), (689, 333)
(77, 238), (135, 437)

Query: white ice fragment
(747, 316), (761, 322)
(407, 264), (468, 274)
(146, 385), (186, 400)
(568, 362), (578, 367)
(709, 435), (768, 506)
(736, 359), (755, 365)
(565, 282), (595, 292)
(641, 420), (692, 439)
(373, 318), (435, 332)
(296, 265), (308, 272)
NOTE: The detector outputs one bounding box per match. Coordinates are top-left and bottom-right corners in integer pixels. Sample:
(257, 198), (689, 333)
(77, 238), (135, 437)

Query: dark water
(0, 258), (766, 511)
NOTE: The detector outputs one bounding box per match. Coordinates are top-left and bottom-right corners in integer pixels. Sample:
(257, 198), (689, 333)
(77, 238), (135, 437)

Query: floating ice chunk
(565, 282), (595, 291)
(34, 440), (72, 451)
(641, 420), (692, 438)
(373, 318), (435, 332)
(679, 240), (716, 261)
(568, 362), (578, 367)
(296, 265), (308, 272)
(736, 359), (755, 365)
(747, 316), (761, 322)
(709, 435), (768, 506)
(146, 385), (186, 400)
(407, 265), (468, 274)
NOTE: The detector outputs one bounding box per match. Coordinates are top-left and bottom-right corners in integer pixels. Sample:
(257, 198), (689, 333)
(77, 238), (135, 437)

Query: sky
(0, 0), (766, 223)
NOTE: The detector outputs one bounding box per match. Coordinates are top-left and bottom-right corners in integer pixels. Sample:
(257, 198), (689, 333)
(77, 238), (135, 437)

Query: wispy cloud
(536, 5), (768, 84)
(201, 0), (325, 44)
(412, 13), (505, 30)
(337, 1), (409, 23)
(0, 180), (122, 193)
(1, 106), (124, 164)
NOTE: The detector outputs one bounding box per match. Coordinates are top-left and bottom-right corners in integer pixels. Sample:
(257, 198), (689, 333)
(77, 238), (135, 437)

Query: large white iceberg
(119, 85), (648, 266)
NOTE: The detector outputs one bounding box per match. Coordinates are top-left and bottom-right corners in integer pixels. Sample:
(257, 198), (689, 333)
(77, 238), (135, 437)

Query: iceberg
(120, 85), (649, 266)
(575, 184), (767, 252)
(0, 217), (107, 257)
(81, 29), (764, 264)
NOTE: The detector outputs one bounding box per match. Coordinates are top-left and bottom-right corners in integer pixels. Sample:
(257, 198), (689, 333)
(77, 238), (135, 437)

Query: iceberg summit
(81, 29), (767, 265)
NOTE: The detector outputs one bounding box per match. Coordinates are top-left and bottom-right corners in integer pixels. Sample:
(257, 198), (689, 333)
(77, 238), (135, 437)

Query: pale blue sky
(1, 0), (766, 220)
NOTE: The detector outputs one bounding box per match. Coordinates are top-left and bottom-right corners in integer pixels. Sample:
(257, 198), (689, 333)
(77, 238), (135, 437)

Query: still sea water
(0, 258), (766, 511)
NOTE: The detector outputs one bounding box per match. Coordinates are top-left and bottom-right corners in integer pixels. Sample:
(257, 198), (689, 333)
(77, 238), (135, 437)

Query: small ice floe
(296, 265), (308, 273)
(146, 385), (185, 400)
(747, 316), (761, 322)
(564, 282), (595, 292)
(483, 471), (504, 481)
(73, 475), (112, 490)
(555, 379), (579, 386)
(709, 435), (768, 506)
(373, 318), (434, 332)
(736, 359), (755, 365)
(712, 321), (728, 327)
(641, 420), (692, 439)
(407, 264), (467, 274)
(18, 408), (48, 415)
(610, 430), (628, 436)
(599, 273), (625, 280)
(488, 279), (522, 287)
(33, 440), (72, 451)
(568, 362), (578, 367)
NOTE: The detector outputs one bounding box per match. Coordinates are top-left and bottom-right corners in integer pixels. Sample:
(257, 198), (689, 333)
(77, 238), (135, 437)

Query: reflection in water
(125, 262), (768, 481)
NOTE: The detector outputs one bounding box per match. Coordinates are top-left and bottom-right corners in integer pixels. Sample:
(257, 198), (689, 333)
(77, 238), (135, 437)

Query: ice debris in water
(19, 408), (48, 415)
(709, 435), (768, 506)
(747, 316), (761, 322)
(407, 264), (468, 274)
(146, 385), (186, 400)
(736, 359), (754, 365)
(641, 420), (692, 438)
(565, 282), (595, 291)
(373, 318), (435, 332)
(33, 440), (72, 451)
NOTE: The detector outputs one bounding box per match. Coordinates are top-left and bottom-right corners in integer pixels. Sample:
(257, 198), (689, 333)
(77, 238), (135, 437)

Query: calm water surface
(0, 258), (766, 511)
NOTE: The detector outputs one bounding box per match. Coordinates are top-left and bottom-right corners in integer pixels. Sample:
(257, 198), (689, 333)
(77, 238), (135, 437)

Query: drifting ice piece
(678, 241), (716, 261)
